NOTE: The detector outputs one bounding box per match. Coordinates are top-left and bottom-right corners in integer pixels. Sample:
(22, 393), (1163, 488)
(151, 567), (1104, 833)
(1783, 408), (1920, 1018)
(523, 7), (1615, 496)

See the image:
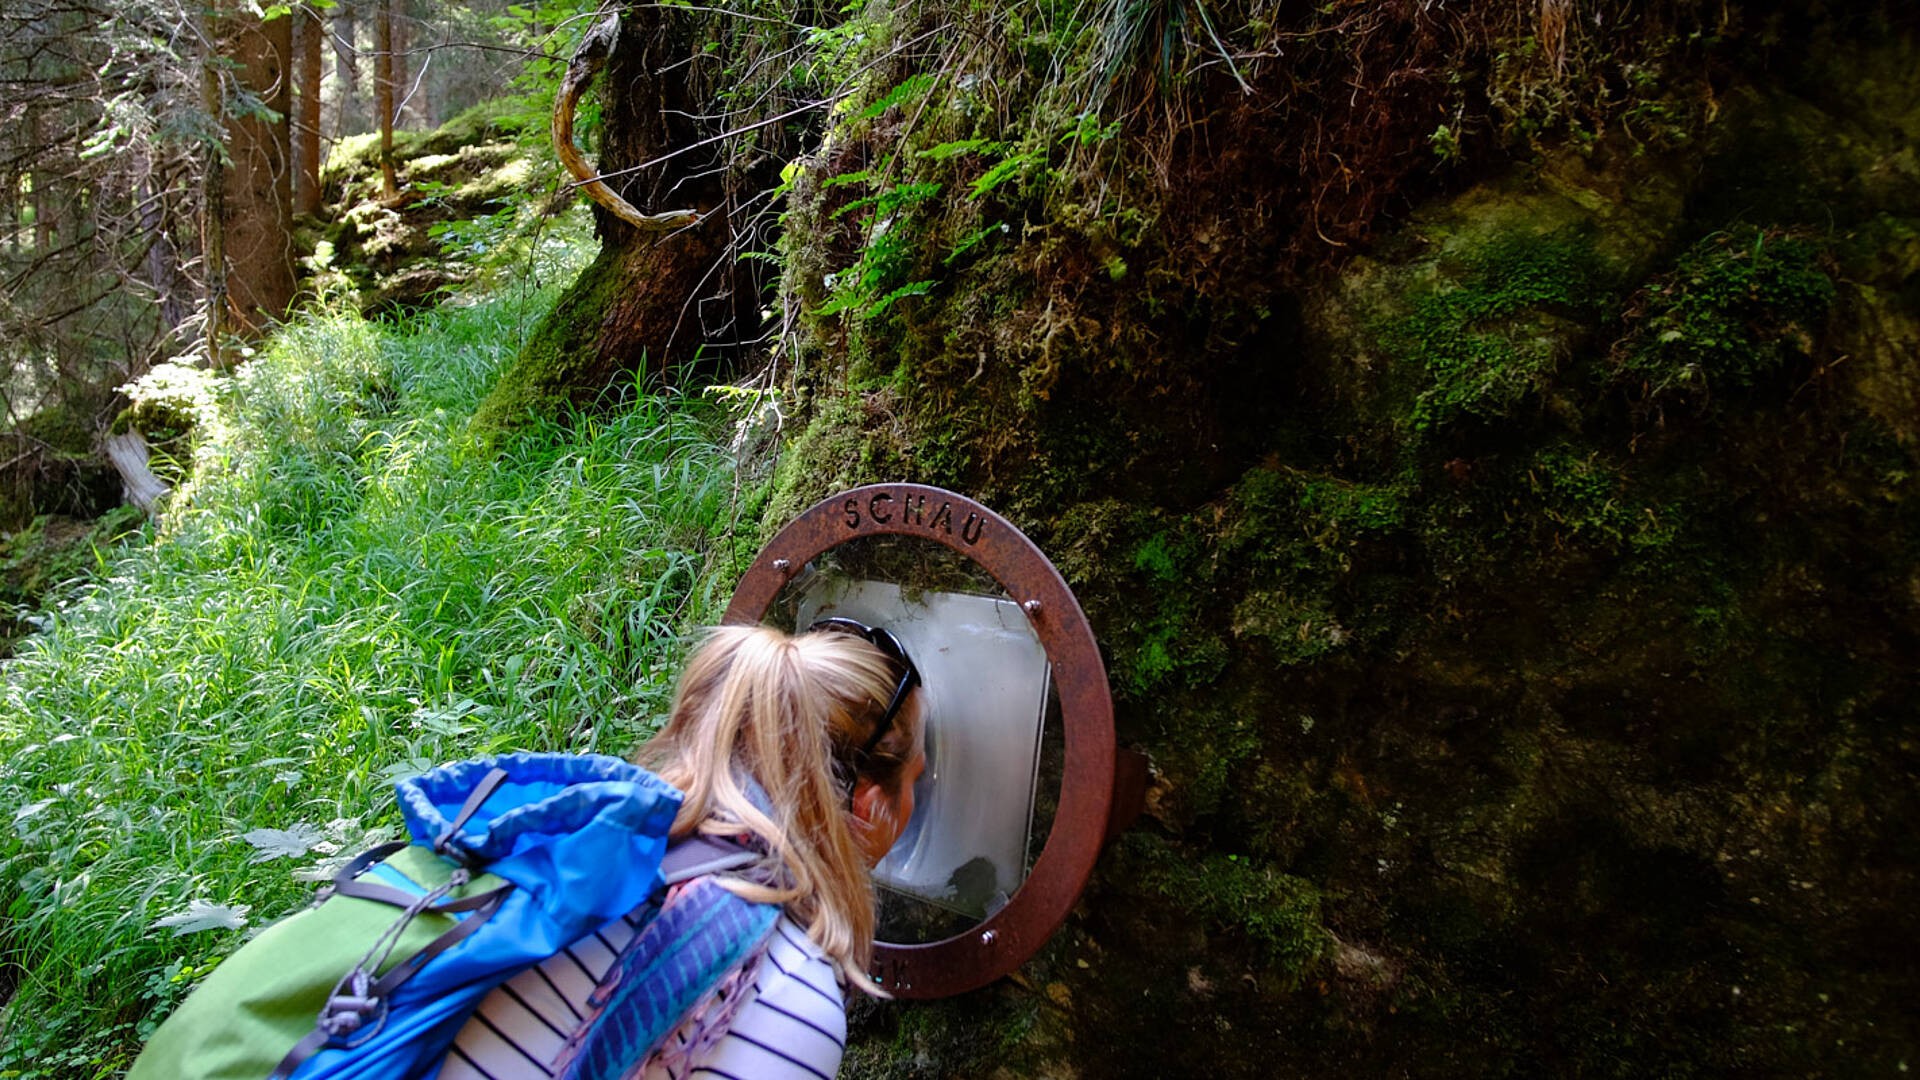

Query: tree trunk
(213, 5), (296, 335)
(467, 5), (742, 441)
(374, 0), (398, 199)
(2, 165), (13, 259)
(332, 0), (360, 137)
(139, 164), (187, 338)
(198, 10), (226, 366)
(293, 4), (323, 216)
(105, 431), (168, 514)
(29, 112), (51, 251)
(390, 3), (413, 130)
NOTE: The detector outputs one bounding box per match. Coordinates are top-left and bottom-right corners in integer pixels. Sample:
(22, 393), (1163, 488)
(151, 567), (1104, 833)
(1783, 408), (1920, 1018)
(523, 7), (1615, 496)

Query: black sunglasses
(806, 617), (921, 761)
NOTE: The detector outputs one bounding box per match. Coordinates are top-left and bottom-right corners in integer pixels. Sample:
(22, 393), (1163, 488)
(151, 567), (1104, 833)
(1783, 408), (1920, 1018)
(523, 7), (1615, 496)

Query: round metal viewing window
(725, 484), (1117, 998)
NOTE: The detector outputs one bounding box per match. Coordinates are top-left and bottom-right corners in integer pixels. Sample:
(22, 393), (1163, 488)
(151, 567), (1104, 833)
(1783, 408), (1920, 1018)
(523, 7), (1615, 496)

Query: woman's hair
(633, 624), (921, 989)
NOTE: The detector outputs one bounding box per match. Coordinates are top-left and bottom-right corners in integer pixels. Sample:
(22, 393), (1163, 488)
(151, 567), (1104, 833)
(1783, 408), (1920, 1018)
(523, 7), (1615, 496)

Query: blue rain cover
(291, 752), (682, 1080)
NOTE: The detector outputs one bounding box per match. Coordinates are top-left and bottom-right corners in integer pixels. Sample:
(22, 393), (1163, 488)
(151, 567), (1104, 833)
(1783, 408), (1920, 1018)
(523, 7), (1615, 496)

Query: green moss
(1618, 226), (1836, 396)
(1233, 467), (1409, 559)
(1115, 521), (1228, 698)
(111, 401), (192, 445)
(447, 152), (533, 206)
(1131, 530), (1183, 580)
(756, 388), (919, 544)
(1380, 228), (1612, 432)
(321, 103), (524, 194)
(1522, 447), (1679, 556)
(1228, 589), (1350, 664)
(1297, 475), (1406, 533)
(320, 132), (384, 189)
(1115, 833), (1334, 978)
(416, 99), (535, 157)
(843, 988), (1052, 1080)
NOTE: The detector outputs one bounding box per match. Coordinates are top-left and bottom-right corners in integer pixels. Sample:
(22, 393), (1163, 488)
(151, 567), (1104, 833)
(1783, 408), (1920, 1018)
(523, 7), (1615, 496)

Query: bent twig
(552, 15), (701, 234)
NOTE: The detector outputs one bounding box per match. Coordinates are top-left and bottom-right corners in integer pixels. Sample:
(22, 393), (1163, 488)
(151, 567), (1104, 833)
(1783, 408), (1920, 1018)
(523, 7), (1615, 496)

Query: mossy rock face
(762, 28), (1920, 1080)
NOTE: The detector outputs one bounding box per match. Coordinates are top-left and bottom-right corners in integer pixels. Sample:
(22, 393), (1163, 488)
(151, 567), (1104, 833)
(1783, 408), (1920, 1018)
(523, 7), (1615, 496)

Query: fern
(945, 222), (1010, 266)
(917, 138), (999, 161)
(832, 181), (942, 221)
(864, 280), (936, 317)
(969, 152), (1038, 200)
(856, 73), (936, 121)
(821, 168), (875, 189)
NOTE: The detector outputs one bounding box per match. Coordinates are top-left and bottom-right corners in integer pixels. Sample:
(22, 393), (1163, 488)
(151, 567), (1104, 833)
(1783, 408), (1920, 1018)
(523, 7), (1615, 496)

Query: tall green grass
(0, 279), (739, 1075)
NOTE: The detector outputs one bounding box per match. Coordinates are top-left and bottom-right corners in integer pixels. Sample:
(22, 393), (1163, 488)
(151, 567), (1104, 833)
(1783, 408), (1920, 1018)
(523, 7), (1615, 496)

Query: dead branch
(552, 14), (700, 235)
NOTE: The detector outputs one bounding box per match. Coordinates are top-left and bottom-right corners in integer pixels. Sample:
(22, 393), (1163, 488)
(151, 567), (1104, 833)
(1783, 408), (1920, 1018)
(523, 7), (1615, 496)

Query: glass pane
(761, 534), (1058, 943)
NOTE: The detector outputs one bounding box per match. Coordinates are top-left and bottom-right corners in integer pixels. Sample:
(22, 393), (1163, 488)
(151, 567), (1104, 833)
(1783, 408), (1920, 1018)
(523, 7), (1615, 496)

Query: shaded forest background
(1, 0), (1917, 1076)
(0, 0), (537, 568)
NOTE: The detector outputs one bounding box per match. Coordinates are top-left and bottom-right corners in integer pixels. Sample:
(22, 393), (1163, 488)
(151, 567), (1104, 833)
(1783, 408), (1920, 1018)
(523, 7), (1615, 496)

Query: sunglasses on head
(806, 617), (920, 761)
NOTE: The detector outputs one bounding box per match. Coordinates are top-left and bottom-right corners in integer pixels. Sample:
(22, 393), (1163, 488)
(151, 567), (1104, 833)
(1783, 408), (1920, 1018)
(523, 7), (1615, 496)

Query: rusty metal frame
(724, 484), (1116, 998)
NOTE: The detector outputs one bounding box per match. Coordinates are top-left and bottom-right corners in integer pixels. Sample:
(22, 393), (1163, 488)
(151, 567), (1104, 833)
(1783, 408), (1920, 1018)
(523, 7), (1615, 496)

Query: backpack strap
(433, 765), (510, 865)
(552, 874), (782, 1080)
(659, 833), (759, 886)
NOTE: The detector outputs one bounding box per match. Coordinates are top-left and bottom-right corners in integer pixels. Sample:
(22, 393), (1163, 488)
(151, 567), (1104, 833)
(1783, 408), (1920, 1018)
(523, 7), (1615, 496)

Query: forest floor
(0, 166), (748, 1071)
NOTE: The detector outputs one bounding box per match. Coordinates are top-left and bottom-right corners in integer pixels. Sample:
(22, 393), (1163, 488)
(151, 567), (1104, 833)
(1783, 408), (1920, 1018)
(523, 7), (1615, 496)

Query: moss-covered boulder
(0, 403), (120, 533)
(315, 100), (555, 312)
(756, 18), (1919, 1078)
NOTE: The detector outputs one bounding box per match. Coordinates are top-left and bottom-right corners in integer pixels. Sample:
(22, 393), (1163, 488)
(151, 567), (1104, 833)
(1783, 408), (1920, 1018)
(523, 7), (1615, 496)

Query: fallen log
(104, 431), (168, 514)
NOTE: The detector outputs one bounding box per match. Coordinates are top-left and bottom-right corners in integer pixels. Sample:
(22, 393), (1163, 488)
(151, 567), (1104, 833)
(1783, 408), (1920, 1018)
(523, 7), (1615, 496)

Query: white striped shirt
(439, 913), (846, 1080)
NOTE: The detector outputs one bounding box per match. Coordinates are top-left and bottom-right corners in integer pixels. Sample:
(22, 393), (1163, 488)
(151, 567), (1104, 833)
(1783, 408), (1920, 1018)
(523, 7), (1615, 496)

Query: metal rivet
(772, 558), (790, 572)
(1022, 599), (1041, 616)
(981, 929), (997, 945)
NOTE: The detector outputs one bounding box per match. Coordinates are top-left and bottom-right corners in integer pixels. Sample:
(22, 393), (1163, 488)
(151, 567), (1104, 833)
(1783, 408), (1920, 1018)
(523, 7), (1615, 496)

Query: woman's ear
(849, 779), (898, 866)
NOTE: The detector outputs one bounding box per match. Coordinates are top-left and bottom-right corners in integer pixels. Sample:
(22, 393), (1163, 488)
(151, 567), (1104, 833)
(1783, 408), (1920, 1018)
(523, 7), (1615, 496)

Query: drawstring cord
(318, 868), (470, 1039)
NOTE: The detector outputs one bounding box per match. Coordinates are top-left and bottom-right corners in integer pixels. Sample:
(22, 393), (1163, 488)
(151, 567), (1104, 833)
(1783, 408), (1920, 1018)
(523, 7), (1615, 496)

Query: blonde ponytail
(635, 624), (920, 990)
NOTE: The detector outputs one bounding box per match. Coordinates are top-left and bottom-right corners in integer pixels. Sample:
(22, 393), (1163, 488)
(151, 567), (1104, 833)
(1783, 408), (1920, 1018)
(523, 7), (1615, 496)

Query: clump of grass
(0, 277), (735, 1072)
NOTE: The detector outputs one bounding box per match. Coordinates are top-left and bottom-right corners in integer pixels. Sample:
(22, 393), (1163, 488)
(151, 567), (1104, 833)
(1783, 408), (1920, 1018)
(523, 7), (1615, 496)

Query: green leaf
(969, 152), (1037, 200)
(916, 138), (996, 161)
(151, 900), (251, 936)
(855, 73), (935, 121)
(863, 280), (934, 317)
(241, 823), (324, 863)
(810, 291), (862, 319)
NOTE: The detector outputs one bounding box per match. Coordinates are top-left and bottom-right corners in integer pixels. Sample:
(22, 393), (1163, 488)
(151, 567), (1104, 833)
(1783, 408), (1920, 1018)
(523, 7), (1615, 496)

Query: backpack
(127, 753), (777, 1080)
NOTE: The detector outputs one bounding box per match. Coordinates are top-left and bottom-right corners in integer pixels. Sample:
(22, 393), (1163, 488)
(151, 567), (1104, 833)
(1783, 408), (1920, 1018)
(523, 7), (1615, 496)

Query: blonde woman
(441, 620), (926, 1080)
